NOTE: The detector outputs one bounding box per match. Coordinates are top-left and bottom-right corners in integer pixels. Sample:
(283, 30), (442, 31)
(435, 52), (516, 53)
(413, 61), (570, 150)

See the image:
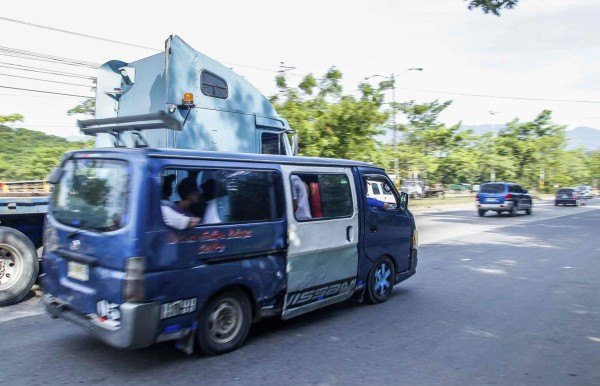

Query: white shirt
(161, 201), (191, 230)
(202, 199), (222, 224)
(291, 175), (312, 221)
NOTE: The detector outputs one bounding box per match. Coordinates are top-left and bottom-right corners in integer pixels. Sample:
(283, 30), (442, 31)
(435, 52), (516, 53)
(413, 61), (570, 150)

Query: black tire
(196, 290), (252, 355)
(526, 205), (532, 215)
(510, 204), (518, 217)
(365, 256), (395, 304)
(478, 209), (486, 217)
(0, 227), (39, 307)
(554, 201), (558, 206)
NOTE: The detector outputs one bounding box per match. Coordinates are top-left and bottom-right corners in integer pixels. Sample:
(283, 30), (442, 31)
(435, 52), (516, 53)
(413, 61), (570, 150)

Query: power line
(0, 46), (100, 68)
(0, 72), (94, 88)
(0, 16), (302, 77)
(0, 93), (86, 99)
(0, 16), (160, 52)
(0, 62), (96, 80)
(0, 85), (92, 98)
(400, 87), (600, 105)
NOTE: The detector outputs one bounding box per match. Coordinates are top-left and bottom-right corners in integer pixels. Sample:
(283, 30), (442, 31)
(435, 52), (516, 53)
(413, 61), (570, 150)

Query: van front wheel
(197, 290), (251, 355)
(365, 257), (395, 304)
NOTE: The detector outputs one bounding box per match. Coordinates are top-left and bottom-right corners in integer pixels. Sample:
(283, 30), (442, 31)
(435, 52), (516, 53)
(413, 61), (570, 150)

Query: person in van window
(291, 175), (312, 220)
(161, 177), (201, 230)
(309, 181), (323, 218)
(161, 174), (176, 208)
(365, 180), (390, 210)
(200, 178), (223, 224)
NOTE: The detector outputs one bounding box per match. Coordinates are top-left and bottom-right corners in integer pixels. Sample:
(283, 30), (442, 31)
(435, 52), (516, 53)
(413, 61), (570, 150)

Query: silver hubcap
(374, 263), (391, 296)
(0, 243), (23, 291)
(207, 297), (243, 345)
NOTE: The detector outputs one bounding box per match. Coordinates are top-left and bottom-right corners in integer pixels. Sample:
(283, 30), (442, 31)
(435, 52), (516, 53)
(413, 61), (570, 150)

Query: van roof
(71, 147), (379, 169)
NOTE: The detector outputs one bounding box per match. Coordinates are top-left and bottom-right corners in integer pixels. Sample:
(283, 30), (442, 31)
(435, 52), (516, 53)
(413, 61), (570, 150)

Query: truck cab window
(201, 70), (228, 99)
(261, 132), (285, 155)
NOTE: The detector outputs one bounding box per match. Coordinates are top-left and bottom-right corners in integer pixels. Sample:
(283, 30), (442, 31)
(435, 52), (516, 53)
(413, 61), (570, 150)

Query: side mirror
(399, 191), (409, 211)
(47, 167), (64, 185)
(523, 189), (528, 194)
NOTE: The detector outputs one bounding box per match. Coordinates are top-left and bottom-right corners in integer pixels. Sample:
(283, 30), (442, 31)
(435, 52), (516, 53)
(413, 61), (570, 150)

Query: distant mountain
(565, 127), (600, 150)
(460, 124), (600, 151)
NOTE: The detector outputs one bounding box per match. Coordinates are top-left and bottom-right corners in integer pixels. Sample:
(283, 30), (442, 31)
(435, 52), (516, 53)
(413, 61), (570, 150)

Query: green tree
(397, 100), (475, 183)
(0, 114), (93, 180)
(67, 98), (95, 116)
(490, 110), (567, 191)
(465, 0), (518, 16)
(271, 68), (389, 164)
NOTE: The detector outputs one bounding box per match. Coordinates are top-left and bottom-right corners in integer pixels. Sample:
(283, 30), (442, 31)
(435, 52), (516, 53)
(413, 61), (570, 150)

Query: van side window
(161, 168), (283, 227)
(261, 132), (285, 155)
(201, 70), (228, 99)
(291, 173), (353, 221)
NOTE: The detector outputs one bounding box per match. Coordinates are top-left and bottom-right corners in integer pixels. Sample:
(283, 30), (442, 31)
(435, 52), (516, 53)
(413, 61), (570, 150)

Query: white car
(575, 186), (594, 199)
(367, 180), (397, 204)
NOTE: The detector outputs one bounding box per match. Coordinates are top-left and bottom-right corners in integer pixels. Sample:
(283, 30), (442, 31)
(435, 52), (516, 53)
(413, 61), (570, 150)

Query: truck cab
(92, 35), (292, 155)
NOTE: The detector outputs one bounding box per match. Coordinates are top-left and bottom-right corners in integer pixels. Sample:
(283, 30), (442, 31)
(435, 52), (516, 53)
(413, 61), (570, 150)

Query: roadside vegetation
(0, 114), (92, 180)
(271, 69), (600, 193)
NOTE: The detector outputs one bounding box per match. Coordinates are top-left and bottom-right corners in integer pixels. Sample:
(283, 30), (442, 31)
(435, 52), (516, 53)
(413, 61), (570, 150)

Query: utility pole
(365, 68), (423, 185)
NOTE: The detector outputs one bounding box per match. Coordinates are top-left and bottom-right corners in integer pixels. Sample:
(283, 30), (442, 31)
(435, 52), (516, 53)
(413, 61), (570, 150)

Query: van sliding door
(281, 166), (359, 319)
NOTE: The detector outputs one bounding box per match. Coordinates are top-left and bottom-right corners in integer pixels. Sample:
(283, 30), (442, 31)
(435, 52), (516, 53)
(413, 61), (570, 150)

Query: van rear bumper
(44, 294), (160, 349)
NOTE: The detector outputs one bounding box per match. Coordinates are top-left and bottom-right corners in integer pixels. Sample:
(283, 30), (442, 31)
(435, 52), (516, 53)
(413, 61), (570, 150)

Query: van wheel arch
(199, 284), (256, 321)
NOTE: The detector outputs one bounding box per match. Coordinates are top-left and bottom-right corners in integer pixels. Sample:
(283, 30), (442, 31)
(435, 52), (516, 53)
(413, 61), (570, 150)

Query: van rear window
(480, 183), (505, 193)
(52, 159), (130, 231)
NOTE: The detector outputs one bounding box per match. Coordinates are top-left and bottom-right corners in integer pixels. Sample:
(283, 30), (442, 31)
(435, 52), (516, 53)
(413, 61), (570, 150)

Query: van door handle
(346, 226), (354, 242)
(369, 225), (378, 233)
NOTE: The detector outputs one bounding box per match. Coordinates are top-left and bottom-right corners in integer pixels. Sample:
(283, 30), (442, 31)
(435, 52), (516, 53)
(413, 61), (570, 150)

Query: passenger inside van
(364, 179), (390, 210)
(200, 178), (223, 224)
(291, 175), (312, 220)
(161, 177), (201, 230)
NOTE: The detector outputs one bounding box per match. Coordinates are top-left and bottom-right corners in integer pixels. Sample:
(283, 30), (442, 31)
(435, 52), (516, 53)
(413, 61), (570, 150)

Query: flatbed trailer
(0, 181), (49, 306)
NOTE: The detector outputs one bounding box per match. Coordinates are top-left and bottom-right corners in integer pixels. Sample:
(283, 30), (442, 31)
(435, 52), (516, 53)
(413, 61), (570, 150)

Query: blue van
(42, 148), (418, 355)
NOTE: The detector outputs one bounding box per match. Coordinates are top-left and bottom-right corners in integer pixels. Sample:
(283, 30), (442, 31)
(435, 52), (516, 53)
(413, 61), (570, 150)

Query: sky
(0, 0), (599, 139)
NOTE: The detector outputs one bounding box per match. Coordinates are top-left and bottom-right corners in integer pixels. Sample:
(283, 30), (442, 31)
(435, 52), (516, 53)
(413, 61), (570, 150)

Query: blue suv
(476, 182), (533, 217)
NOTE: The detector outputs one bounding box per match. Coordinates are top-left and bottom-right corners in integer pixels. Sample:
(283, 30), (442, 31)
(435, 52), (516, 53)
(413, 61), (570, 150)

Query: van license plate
(67, 262), (89, 282)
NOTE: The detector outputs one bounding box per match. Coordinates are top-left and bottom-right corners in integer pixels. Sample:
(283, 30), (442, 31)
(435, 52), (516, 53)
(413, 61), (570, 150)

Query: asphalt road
(1, 198), (599, 385)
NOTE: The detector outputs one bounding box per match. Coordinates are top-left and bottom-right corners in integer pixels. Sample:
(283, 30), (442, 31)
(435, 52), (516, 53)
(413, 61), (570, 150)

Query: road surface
(1, 198), (599, 385)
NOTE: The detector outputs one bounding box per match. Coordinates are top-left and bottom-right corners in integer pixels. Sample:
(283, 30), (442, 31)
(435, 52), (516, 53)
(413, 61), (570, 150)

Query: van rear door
(281, 166), (359, 319)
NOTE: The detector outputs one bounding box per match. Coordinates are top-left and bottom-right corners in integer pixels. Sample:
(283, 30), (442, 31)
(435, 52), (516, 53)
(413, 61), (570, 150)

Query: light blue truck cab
(42, 147), (418, 354)
(92, 35), (293, 155)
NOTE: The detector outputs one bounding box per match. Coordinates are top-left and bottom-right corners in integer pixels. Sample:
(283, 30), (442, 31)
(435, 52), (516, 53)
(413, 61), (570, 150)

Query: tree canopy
(0, 117), (93, 180)
(465, 0), (519, 16)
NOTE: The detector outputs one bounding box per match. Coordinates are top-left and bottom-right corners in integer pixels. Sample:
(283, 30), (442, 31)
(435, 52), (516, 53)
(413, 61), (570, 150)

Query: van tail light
(505, 194), (512, 199)
(123, 257), (145, 302)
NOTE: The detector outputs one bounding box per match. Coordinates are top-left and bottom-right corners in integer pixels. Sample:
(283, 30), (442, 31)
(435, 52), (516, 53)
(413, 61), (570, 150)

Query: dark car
(476, 182), (533, 217)
(555, 188), (583, 206)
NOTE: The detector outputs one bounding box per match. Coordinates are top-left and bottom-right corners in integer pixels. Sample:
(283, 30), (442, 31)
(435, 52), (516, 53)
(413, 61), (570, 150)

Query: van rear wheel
(197, 290), (251, 355)
(365, 257), (395, 304)
(0, 227), (39, 307)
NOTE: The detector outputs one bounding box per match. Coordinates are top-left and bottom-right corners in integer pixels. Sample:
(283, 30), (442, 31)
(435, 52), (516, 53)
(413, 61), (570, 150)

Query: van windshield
(52, 159), (130, 231)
